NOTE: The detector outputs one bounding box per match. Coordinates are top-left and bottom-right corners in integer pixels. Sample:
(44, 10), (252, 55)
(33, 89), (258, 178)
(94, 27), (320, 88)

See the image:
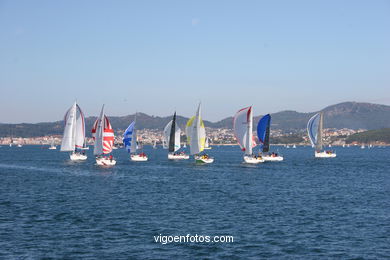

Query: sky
(0, 0), (389, 123)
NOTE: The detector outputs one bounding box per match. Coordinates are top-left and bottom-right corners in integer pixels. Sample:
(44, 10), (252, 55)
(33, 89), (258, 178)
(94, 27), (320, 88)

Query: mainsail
(307, 112), (323, 151)
(186, 103), (206, 155)
(233, 106), (253, 155)
(92, 105), (114, 155)
(61, 102), (85, 152)
(257, 114), (271, 153)
(164, 112), (181, 153)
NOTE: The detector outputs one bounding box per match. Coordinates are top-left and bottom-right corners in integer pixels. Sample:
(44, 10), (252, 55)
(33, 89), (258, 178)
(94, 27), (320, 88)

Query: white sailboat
(60, 102), (87, 160)
(257, 114), (283, 161)
(92, 105), (116, 166)
(153, 140), (157, 149)
(49, 138), (57, 150)
(124, 114), (148, 161)
(233, 106), (264, 164)
(204, 137), (212, 149)
(164, 112), (189, 160)
(307, 112), (336, 158)
(186, 103), (214, 163)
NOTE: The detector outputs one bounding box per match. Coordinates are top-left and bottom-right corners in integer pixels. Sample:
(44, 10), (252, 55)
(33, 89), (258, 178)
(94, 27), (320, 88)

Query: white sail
(163, 120), (181, 152)
(93, 105), (105, 155)
(60, 102), (77, 151)
(307, 112), (323, 151)
(186, 103), (206, 155)
(74, 104), (85, 148)
(233, 106), (253, 155)
(130, 127), (137, 154)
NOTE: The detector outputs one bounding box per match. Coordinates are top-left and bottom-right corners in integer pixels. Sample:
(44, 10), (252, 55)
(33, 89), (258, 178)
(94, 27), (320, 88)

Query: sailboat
(152, 140), (157, 149)
(162, 138), (168, 149)
(307, 112), (336, 158)
(233, 106), (263, 164)
(257, 114), (283, 161)
(49, 137), (57, 150)
(92, 105), (116, 166)
(164, 112), (189, 160)
(204, 137), (212, 149)
(60, 102), (87, 160)
(186, 103), (214, 163)
(123, 114), (148, 161)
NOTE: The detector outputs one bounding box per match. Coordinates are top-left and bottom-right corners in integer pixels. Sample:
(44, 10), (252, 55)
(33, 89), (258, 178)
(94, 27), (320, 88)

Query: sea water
(0, 145), (389, 259)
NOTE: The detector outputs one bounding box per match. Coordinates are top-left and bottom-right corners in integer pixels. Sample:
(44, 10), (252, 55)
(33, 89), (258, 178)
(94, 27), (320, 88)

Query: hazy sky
(0, 0), (389, 123)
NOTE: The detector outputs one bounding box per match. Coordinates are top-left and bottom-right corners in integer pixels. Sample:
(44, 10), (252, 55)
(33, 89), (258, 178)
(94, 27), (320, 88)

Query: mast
(168, 112), (176, 153)
(317, 112), (324, 151)
(246, 106), (253, 155)
(93, 105), (105, 156)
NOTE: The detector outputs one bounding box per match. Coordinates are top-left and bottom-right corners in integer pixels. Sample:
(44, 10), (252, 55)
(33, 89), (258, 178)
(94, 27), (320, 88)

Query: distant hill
(346, 128), (390, 144)
(1, 102), (390, 137)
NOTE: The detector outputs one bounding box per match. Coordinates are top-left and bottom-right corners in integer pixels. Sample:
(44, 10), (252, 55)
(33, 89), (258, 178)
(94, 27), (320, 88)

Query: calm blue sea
(0, 145), (389, 259)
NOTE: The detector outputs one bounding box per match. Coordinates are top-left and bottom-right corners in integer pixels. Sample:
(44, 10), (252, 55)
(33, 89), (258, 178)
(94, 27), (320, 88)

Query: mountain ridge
(1, 102), (390, 137)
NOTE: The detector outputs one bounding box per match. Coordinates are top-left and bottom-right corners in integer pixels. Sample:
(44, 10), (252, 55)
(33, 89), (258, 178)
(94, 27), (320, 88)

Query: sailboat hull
(315, 151), (336, 158)
(168, 153), (189, 160)
(243, 155), (264, 164)
(131, 154), (148, 161)
(96, 157), (116, 166)
(194, 155), (214, 163)
(263, 155), (284, 161)
(70, 152), (87, 161)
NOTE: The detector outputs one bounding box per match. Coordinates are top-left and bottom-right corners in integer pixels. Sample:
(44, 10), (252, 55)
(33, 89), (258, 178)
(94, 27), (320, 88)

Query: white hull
(243, 155), (264, 164)
(204, 147), (212, 150)
(168, 153), (189, 160)
(96, 157), (116, 166)
(131, 154), (148, 161)
(195, 155), (214, 163)
(49, 146), (57, 150)
(70, 152), (87, 161)
(263, 155), (284, 161)
(315, 151), (336, 158)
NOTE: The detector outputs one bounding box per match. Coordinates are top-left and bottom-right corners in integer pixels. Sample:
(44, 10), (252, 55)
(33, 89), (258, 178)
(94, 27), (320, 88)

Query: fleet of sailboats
(233, 106), (264, 164)
(60, 102), (86, 160)
(123, 114), (148, 161)
(13, 102), (374, 164)
(186, 103), (214, 163)
(92, 105), (116, 166)
(307, 112), (336, 158)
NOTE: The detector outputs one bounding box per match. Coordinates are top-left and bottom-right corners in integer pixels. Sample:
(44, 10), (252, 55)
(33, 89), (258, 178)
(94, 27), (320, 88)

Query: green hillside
(346, 128), (390, 144)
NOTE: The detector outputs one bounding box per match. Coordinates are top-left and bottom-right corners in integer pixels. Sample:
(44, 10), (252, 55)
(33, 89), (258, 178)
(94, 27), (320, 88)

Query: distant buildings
(1, 127), (387, 146)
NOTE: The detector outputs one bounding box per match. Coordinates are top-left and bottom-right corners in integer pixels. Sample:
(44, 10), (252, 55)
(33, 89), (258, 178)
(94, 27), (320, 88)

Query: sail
(60, 102), (77, 151)
(169, 112), (181, 152)
(233, 106), (253, 155)
(257, 114), (271, 153)
(164, 120), (181, 152)
(123, 121), (135, 153)
(186, 103), (206, 155)
(307, 112), (323, 151)
(74, 104), (85, 148)
(92, 105), (115, 155)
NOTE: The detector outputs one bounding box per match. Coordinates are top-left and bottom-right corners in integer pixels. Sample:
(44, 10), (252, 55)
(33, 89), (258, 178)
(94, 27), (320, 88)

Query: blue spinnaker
(123, 121), (135, 153)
